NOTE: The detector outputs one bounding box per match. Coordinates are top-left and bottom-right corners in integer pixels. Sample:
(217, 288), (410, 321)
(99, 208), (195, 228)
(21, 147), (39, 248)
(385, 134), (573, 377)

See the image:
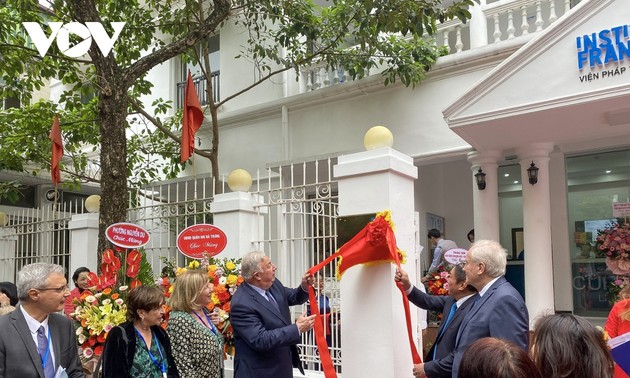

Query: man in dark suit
(0, 262), (84, 378)
(395, 264), (477, 378)
(230, 251), (316, 378)
(451, 239), (529, 378)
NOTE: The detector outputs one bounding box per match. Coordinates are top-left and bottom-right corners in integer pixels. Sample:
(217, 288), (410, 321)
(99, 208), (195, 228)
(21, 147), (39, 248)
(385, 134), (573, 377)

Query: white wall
(415, 159), (474, 268)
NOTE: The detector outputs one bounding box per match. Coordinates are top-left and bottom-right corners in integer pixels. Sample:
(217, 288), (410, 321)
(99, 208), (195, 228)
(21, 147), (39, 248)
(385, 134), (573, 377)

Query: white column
(0, 228), (17, 281)
(468, 2), (488, 48)
(334, 148), (418, 378)
(68, 213), (99, 275)
(517, 143), (555, 326)
(210, 192), (267, 259)
(467, 150), (502, 241)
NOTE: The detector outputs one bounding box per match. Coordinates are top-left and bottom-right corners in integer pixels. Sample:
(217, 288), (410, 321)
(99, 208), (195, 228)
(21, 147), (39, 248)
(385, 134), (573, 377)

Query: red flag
(180, 71), (204, 162)
(49, 115), (63, 185)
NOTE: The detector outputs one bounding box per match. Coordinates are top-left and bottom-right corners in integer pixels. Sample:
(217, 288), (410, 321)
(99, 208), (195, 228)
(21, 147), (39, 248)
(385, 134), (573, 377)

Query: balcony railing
(301, 0), (581, 92)
(176, 71), (220, 109)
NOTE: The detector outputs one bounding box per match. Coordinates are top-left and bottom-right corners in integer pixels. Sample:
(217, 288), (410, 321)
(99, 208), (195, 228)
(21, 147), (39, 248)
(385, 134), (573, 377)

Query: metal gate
(127, 174), (216, 274)
(0, 203), (78, 283)
(250, 157), (341, 372)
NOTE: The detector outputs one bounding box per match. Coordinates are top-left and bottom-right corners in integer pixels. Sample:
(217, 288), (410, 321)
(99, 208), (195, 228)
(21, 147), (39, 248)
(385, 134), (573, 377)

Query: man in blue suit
(451, 239), (529, 378)
(396, 264), (477, 378)
(230, 251), (316, 378)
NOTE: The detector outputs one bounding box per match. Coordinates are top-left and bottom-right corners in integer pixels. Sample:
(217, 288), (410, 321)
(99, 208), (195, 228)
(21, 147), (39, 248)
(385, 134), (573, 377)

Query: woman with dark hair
(531, 313), (613, 378)
(102, 285), (179, 378)
(64, 266), (91, 317)
(606, 284), (630, 378)
(0, 281), (18, 315)
(458, 337), (541, 378)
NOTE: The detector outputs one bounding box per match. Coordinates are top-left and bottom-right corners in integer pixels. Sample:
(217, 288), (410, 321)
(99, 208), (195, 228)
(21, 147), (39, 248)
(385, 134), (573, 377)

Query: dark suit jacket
(0, 306), (84, 377)
(230, 279), (309, 378)
(451, 276), (529, 378)
(407, 287), (477, 378)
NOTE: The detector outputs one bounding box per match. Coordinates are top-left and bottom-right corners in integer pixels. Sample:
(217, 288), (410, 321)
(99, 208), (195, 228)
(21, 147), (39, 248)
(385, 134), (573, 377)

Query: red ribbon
(306, 214), (421, 377)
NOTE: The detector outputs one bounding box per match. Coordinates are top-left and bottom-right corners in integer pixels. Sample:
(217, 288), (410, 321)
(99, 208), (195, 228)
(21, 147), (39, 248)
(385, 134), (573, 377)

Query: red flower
(102, 249), (116, 263)
(86, 272), (100, 288)
(127, 249), (141, 265)
(127, 264), (139, 278)
(130, 279), (142, 289)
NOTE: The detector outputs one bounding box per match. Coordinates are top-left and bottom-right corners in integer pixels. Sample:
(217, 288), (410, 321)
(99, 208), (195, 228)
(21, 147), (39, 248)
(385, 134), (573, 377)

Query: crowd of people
(0, 238), (628, 378)
(399, 236), (627, 378)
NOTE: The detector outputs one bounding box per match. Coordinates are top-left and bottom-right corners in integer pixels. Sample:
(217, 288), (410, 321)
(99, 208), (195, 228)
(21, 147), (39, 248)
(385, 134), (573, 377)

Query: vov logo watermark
(22, 22), (125, 58)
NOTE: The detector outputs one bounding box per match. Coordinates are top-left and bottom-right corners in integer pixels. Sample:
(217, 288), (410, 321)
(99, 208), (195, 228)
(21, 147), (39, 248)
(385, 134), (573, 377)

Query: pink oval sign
(177, 224), (228, 258)
(444, 248), (468, 265)
(106, 223), (150, 248)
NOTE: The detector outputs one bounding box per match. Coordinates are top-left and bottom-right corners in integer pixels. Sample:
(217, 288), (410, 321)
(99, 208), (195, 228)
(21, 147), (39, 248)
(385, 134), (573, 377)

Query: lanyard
(134, 328), (167, 378)
(40, 327), (51, 372)
(192, 308), (218, 335)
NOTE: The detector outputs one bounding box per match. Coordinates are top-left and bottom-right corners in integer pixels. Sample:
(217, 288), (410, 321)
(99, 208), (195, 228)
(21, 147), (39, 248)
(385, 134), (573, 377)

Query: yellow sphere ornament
(364, 126), (394, 150)
(227, 169), (253, 192)
(85, 195), (101, 213)
(0, 211), (8, 226)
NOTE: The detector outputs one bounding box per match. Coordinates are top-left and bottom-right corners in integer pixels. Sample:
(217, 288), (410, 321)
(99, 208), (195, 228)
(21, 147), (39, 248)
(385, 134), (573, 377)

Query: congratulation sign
(613, 202), (630, 217)
(177, 224), (228, 258)
(444, 248), (468, 265)
(106, 223), (150, 248)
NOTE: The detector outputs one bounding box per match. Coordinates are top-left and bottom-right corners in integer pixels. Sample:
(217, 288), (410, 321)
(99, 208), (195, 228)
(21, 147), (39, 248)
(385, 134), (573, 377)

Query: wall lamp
(475, 168), (486, 190)
(527, 161), (539, 185)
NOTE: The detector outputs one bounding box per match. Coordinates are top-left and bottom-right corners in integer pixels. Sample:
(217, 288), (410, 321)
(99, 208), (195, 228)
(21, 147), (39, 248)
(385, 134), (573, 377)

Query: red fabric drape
(307, 211), (422, 377)
(49, 115), (63, 185)
(180, 71), (204, 163)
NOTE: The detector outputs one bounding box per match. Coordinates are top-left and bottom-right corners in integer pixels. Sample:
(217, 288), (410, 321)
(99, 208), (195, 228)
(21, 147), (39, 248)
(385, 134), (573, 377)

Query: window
(178, 35), (220, 107)
(567, 149), (630, 317)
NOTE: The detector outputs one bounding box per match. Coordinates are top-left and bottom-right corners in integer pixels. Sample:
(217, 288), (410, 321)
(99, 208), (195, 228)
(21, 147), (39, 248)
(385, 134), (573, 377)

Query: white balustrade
(298, 0), (582, 93)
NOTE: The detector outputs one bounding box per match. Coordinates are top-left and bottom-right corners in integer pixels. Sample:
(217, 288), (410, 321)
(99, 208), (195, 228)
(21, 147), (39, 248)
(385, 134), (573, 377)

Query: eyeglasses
(459, 260), (468, 268)
(36, 284), (69, 293)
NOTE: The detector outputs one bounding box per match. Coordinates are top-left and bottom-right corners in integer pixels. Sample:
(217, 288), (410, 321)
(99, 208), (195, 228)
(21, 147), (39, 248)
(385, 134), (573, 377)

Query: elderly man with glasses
(0, 262), (84, 378)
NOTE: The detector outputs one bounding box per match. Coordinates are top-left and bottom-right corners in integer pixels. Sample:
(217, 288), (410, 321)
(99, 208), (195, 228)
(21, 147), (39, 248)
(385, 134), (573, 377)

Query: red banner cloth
(49, 115), (63, 185)
(180, 71), (204, 163)
(307, 211), (422, 377)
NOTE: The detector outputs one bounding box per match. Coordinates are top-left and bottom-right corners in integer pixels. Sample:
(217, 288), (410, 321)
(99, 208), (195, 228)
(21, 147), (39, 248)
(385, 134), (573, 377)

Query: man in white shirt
(422, 229), (458, 282)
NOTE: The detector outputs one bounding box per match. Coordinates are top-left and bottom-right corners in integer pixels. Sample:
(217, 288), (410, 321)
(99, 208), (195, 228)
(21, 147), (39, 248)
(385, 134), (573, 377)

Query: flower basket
(71, 247), (155, 375)
(596, 223), (630, 275)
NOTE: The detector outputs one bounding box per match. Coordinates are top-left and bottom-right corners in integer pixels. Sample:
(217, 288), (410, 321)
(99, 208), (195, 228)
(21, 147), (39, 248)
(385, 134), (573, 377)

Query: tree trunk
(96, 84), (129, 262)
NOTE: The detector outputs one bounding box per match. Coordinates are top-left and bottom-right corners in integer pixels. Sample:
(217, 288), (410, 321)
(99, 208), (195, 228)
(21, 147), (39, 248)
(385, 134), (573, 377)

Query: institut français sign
(576, 23), (629, 83)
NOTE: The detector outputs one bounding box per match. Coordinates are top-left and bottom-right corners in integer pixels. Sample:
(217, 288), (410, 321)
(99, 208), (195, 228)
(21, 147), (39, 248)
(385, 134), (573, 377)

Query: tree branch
(122, 0), (232, 87)
(128, 98), (214, 160)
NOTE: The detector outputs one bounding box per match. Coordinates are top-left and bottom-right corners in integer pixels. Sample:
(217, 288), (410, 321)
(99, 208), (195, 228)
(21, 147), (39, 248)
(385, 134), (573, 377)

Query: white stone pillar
(68, 213), (99, 276)
(0, 228), (17, 280)
(517, 143), (555, 326)
(334, 148), (418, 378)
(468, 2), (488, 48)
(467, 150), (502, 241)
(210, 192), (267, 259)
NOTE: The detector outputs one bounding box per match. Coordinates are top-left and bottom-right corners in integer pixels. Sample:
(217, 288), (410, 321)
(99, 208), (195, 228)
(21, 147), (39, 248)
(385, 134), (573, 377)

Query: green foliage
(0, 0), (473, 205)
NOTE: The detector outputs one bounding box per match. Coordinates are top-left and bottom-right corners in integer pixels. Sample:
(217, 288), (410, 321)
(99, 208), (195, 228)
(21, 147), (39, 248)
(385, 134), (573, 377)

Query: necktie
(266, 290), (279, 310)
(37, 326), (55, 378)
(433, 303), (457, 359)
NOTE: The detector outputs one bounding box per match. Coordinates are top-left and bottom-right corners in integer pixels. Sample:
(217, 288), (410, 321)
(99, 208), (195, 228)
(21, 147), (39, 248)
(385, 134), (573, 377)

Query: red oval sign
(177, 224), (228, 258)
(106, 223), (150, 248)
